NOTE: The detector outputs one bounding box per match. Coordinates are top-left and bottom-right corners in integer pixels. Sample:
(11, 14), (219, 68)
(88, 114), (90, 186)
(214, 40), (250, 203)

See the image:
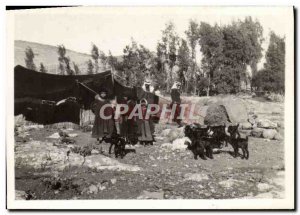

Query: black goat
(227, 124), (249, 159)
(229, 134), (249, 159)
(184, 124), (213, 160)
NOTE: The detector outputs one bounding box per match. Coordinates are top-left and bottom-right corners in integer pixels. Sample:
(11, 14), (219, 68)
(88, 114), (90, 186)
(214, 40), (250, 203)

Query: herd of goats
(70, 123), (250, 160)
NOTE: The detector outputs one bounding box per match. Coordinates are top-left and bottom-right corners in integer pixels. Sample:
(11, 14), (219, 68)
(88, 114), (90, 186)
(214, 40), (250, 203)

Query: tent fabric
(14, 65), (160, 125)
(15, 97), (80, 125)
(136, 87), (159, 105)
(114, 79), (137, 101)
(15, 65), (114, 105)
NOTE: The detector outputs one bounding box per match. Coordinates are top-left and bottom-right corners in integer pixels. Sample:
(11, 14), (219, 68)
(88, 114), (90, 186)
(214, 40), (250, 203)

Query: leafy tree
(122, 39), (156, 87)
(198, 22), (224, 95)
(87, 59), (94, 75)
(186, 20), (199, 61)
(252, 32), (285, 93)
(159, 22), (180, 91)
(177, 39), (191, 92)
(239, 17), (264, 76)
(99, 51), (108, 71)
(196, 75), (209, 96)
(57, 45), (73, 75)
(25, 47), (36, 70)
(73, 62), (80, 75)
(198, 17), (263, 94)
(39, 63), (47, 73)
(91, 44), (100, 73)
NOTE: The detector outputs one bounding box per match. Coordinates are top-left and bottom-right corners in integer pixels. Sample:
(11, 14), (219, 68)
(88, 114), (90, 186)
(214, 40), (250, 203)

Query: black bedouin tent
(14, 65), (158, 125)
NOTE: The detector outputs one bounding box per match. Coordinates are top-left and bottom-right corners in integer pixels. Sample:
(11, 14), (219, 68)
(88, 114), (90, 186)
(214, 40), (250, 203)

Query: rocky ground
(14, 96), (285, 200)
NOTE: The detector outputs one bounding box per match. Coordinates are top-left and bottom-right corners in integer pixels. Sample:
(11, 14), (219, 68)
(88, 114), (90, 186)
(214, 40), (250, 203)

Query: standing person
(137, 98), (154, 145)
(92, 88), (115, 143)
(141, 79), (158, 141)
(142, 79), (155, 93)
(116, 96), (138, 145)
(171, 81), (182, 127)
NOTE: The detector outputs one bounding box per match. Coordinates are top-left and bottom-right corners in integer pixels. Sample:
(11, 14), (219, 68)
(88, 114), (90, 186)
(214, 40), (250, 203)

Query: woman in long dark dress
(92, 89), (115, 142)
(137, 98), (154, 145)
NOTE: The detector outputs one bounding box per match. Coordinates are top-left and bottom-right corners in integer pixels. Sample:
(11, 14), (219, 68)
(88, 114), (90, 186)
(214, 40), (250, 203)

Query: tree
(87, 59), (94, 75)
(198, 17), (264, 95)
(39, 63), (47, 73)
(99, 51), (107, 71)
(122, 38), (156, 87)
(91, 44), (100, 73)
(185, 20), (200, 94)
(198, 22), (224, 95)
(25, 47), (36, 70)
(73, 62), (80, 75)
(239, 17), (264, 76)
(252, 32), (285, 93)
(159, 22), (180, 91)
(57, 45), (73, 75)
(177, 39), (191, 92)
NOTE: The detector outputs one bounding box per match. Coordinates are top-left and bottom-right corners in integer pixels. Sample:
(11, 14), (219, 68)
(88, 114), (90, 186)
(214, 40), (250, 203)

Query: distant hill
(15, 40), (95, 74)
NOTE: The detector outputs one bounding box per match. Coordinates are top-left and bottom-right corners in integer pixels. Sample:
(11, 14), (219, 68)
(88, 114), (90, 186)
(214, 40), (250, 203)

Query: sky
(12, 6), (290, 69)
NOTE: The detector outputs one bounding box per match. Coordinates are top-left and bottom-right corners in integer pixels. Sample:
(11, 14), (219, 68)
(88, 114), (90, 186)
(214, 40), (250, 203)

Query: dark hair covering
(99, 87), (108, 94)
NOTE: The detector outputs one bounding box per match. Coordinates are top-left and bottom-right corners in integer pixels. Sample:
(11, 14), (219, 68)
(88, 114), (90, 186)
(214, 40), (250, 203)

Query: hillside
(15, 40), (93, 74)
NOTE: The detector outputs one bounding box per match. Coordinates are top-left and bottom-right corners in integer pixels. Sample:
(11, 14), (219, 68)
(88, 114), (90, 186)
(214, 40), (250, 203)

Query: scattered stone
(110, 178), (117, 185)
(240, 122), (252, 130)
(15, 190), (26, 200)
(167, 127), (185, 142)
(137, 190), (164, 199)
(15, 140), (141, 172)
(272, 165), (284, 171)
(68, 133), (78, 138)
(255, 192), (274, 198)
(149, 155), (155, 161)
(277, 122), (284, 128)
(274, 132), (283, 140)
(161, 137), (190, 151)
(250, 127), (264, 138)
(91, 149), (100, 155)
(87, 184), (98, 194)
(219, 178), (239, 188)
(276, 171), (285, 177)
(161, 129), (171, 137)
(262, 129), (278, 140)
(257, 119), (277, 129)
(257, 183), (271, 192)
(97, 183), (106, 191)
(47, 132), (60, 139)
(184, 173), (209, 182)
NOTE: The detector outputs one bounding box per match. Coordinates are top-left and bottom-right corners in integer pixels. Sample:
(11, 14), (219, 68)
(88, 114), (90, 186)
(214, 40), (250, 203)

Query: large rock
(161, 137), (190, 151)
(251, 127), (264, 138)
(165, 127), (185, 142)
(262, 129), (278, 140)
(257, 119), (277, 129)
(274, 132), (283, 140)
(15, 140), (141, 172)
(184, 173), (209, 182)
(240, 122), (252, 130)
(15, 190), (26, 200)
(160, 129), (171, 137)
(137, 190), (164, 199)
